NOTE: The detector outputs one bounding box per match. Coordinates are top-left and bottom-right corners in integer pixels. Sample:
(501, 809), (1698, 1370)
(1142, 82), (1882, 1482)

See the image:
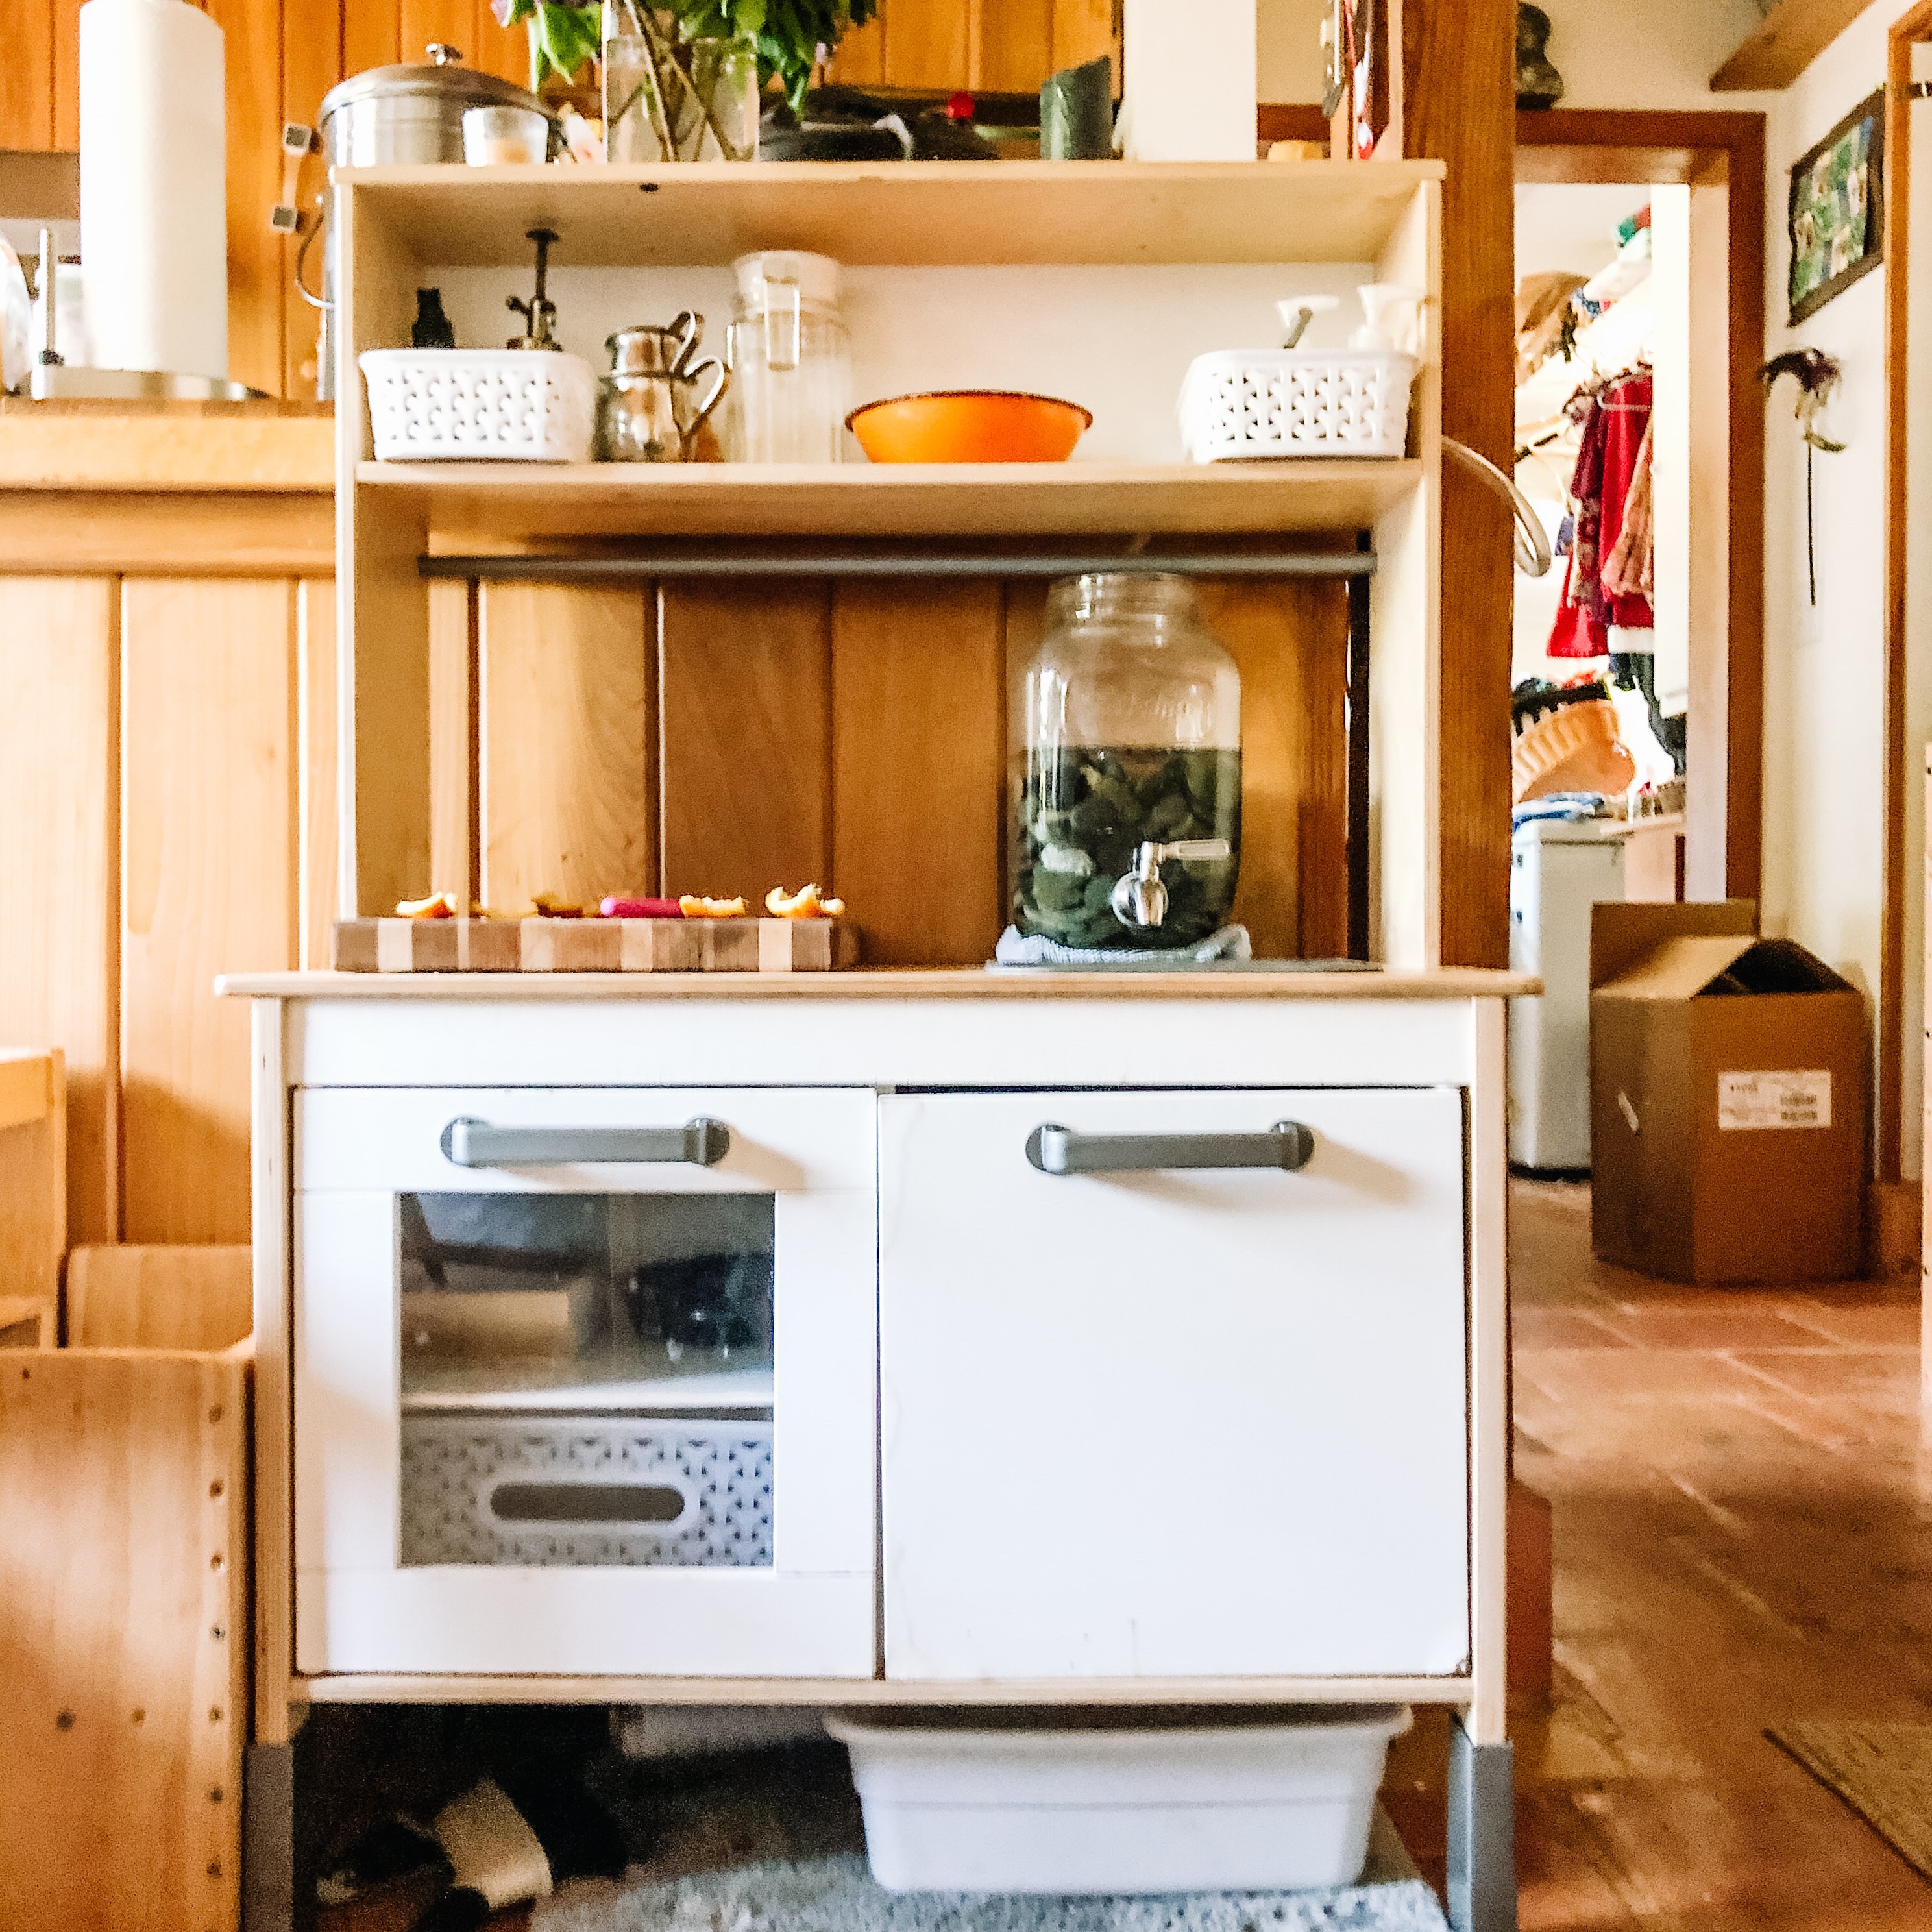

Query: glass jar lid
(731, 250), (843, 314)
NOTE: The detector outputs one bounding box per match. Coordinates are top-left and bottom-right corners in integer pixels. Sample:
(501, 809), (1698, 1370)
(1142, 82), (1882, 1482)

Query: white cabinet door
(879, 1088), (1468, 1681)
(295, 1086), (875, 1678)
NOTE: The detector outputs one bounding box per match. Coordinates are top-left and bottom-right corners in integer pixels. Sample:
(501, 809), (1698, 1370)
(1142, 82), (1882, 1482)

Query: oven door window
(397, 1190), (775, 1569)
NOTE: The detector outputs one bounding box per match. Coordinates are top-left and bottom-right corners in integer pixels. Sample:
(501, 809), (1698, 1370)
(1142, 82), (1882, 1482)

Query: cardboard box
(1589, 901), (1867, 1283)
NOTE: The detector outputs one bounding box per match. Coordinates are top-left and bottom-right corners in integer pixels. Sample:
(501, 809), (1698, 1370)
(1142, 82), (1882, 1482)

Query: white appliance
(1508, 817), (1626, 1171)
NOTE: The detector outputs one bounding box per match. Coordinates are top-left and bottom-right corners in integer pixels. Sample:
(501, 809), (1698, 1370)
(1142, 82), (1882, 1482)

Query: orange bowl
(846, 390), (1093, 463)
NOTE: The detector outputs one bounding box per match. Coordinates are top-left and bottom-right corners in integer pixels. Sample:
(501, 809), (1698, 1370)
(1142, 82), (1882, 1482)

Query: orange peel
(679, 894), (749, 918)
(766, 884), (844, 919)
(396, 892), (459, 919)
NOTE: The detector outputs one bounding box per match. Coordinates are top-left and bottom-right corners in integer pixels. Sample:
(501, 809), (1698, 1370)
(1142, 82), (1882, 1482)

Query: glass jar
(1009, 574), (1242, 951)
(722, 251), (850, 464)
(603, 6), (758, 162)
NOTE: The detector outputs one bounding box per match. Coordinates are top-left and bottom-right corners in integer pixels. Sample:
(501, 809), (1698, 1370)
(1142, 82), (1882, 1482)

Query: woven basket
(360, 348), (597, 462)
(1513, 698), (1635, 804)
(1179, 349), (1417, 461)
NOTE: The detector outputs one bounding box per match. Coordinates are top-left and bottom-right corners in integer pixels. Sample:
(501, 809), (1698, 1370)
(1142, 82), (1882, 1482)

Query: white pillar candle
(79, 0), (228, 378)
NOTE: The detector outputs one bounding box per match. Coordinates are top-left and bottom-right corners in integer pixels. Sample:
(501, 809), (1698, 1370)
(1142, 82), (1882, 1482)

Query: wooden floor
(1385, 1177), (1932, 1931)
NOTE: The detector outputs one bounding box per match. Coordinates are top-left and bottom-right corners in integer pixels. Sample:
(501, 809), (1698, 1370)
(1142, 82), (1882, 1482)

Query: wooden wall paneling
(0, 0), (54, 149)
(658, 581), (833, 904)
(831, 580), (1005, 965)
(121, 577), (299, 1245)
(977, 0), (1052, 94)
(343, 0), (403, 79)
(471, 0), (536, 84)
(53, 0), (79, 149)
(883, 0), (975, 89)
(477, 582), (654, 914)
(299, 578), (339, 968)
(825, 13), (886, 86)
(428, 576), (477, 908)
(0, 576), (119, 1249)
(204, 0), (287, 397)
(1400, 0), (1513, 969)
(0, 1347), (249, 1932)
(400, 0), (473, 67)
(284, 0), (347, 398)
(1049, 0), (1118, 86)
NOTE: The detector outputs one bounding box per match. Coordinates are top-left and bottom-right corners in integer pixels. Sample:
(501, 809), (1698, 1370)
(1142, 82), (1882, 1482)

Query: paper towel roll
(1119, 0), (1256, 163)
(80, 0), (227, 378)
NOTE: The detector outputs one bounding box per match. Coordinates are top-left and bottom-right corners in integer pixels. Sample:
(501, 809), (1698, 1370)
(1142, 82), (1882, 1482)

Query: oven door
(879, 1086), (1468, 1682)
(295, 1086), (875, 1678)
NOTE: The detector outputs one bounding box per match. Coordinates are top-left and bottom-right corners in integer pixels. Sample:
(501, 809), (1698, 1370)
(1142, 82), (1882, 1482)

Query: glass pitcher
(1009, 574), (1242, 951)
(722, 251), (850, 464)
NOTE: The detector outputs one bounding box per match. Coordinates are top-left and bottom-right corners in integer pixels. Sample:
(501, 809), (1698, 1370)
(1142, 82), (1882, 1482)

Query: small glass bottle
(1009, 574), (1242, 950)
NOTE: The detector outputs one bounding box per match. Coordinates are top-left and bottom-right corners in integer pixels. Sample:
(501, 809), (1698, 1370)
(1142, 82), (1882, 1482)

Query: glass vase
(604, 6), (758, 162)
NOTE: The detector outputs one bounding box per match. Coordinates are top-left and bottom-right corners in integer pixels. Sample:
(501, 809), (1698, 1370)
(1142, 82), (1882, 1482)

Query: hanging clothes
(1547, 369), (1654, 659)
(1602, 413), (1654, 600)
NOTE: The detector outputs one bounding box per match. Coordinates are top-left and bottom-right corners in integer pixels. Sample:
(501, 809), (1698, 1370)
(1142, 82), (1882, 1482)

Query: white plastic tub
(825, 1706), (1412, 1895)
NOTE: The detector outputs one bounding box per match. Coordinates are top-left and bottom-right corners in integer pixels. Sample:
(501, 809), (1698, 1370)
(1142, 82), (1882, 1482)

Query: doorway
(1513, 112), (1765, 908)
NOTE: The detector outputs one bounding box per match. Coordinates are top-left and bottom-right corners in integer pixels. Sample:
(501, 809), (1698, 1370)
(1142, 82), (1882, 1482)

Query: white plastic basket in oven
(360, 347), (597, 462)
(400, 1413), (773, 1567)
(1178, 350), (1418, 462)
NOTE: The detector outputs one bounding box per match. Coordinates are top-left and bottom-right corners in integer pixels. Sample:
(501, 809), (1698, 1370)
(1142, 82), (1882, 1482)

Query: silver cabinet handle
(439, 1116), (731, 1168)
(1025, 1121), (1315, 1175)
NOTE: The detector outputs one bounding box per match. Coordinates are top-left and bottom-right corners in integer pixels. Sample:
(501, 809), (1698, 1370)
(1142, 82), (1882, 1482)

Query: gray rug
(530, 1813), (1447, 1932)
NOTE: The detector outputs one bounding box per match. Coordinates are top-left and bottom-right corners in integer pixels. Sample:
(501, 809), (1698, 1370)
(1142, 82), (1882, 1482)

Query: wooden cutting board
(332, 917), (860, 973)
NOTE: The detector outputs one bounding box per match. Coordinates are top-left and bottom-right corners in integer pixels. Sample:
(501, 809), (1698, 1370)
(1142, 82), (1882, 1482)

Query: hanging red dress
(1547, 371), (1654, 658)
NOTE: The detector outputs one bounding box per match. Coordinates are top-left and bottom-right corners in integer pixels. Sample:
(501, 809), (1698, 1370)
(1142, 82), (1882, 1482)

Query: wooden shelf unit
(336, 159), (1444, 967)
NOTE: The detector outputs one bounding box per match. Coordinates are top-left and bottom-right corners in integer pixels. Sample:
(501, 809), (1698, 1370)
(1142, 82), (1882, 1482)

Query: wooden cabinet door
(879, 1086), (1469, 1681)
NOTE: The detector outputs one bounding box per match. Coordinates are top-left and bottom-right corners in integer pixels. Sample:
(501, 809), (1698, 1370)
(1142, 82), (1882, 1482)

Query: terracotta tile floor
(1383, 1177), (1932, 1930)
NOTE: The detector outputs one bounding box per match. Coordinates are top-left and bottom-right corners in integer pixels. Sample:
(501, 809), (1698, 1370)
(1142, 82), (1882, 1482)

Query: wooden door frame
(1883, 11), (1932, 1192)
(1513, 111), (1767, 920)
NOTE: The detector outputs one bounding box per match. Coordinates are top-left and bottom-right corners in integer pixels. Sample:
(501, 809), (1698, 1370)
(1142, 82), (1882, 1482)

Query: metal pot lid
(320, 43), (546, 122)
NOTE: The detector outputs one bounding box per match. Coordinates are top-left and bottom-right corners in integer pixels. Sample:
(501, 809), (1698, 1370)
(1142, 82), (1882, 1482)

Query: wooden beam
(1711, 0), (1872, 93)
(1405, 0), (1516, 968)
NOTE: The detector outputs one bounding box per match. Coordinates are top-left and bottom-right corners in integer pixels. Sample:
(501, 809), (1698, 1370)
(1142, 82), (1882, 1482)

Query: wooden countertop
(0, 398), (333, 493)
(218, 966), (1540, 1001)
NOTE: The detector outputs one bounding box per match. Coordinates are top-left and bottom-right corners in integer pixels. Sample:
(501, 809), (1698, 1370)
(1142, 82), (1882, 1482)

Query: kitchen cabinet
(227, 972), (1520, 1929)
(877, 1086), (1469, 1681)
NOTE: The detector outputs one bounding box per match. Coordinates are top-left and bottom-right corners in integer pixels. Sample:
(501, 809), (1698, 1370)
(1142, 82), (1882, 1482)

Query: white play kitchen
(223, 154), (1524, 1932)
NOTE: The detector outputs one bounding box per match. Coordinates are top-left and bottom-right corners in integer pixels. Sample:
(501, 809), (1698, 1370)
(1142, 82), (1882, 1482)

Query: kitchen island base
(225, 970), (1524, 1932)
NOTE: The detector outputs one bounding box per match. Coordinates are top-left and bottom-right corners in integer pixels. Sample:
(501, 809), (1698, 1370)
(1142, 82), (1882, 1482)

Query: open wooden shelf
(1709, 0), (1869, 90)
(361, 459), (1423, 541)
(340, 158), (1445, 268)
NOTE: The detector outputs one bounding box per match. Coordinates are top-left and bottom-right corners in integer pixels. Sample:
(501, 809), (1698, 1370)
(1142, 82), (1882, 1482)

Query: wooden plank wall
(459, 573), (1348, 969)
(0, 0), (1106, 400)
(0, 570), (336, 1248)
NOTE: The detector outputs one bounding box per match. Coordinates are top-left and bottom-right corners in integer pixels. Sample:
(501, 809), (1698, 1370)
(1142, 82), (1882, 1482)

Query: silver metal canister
(304, 45), (553, 398)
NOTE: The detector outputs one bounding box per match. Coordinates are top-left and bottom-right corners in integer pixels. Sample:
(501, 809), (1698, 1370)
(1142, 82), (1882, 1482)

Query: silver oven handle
(1025, 1121), (1315, 1175)
(439, 1116), (731, 1168)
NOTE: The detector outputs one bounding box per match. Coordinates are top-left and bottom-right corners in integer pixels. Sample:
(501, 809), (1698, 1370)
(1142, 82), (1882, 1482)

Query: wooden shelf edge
(356, 459), (1425, 541)
(1710, 0), (1870, 90)
(295, 1670), (1476, 1706)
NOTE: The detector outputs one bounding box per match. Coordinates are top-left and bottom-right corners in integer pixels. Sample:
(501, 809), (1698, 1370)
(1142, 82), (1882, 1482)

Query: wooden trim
(217, 967), (1540, 1002)
(0, 494), (334, 577)
(1515, 110), (1766, 911)
(295, 1671), (1480, 1707)
(1880, 14), (1932, 1187)
(1711, 0), (1873, 93)
(1467, 997), (1509, 1746)
(249, 1001), (293, 1748)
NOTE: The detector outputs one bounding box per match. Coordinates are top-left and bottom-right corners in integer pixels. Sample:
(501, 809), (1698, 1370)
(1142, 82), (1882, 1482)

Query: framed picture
(1787, 88), (1885, 325)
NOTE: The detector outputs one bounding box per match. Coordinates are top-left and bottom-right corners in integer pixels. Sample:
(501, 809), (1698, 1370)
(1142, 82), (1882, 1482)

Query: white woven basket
(1179, 348), (1417, 462)
(360, 348), (597, 462)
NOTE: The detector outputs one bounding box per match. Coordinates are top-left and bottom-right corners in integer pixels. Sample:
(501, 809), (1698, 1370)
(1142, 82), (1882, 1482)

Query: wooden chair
(0, 1243), (251, 1932)
(0, 1047), (64, 1347)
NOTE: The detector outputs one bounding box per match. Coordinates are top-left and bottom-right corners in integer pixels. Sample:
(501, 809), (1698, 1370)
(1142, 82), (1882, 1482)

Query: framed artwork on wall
(1787, 87), (1885, 326)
